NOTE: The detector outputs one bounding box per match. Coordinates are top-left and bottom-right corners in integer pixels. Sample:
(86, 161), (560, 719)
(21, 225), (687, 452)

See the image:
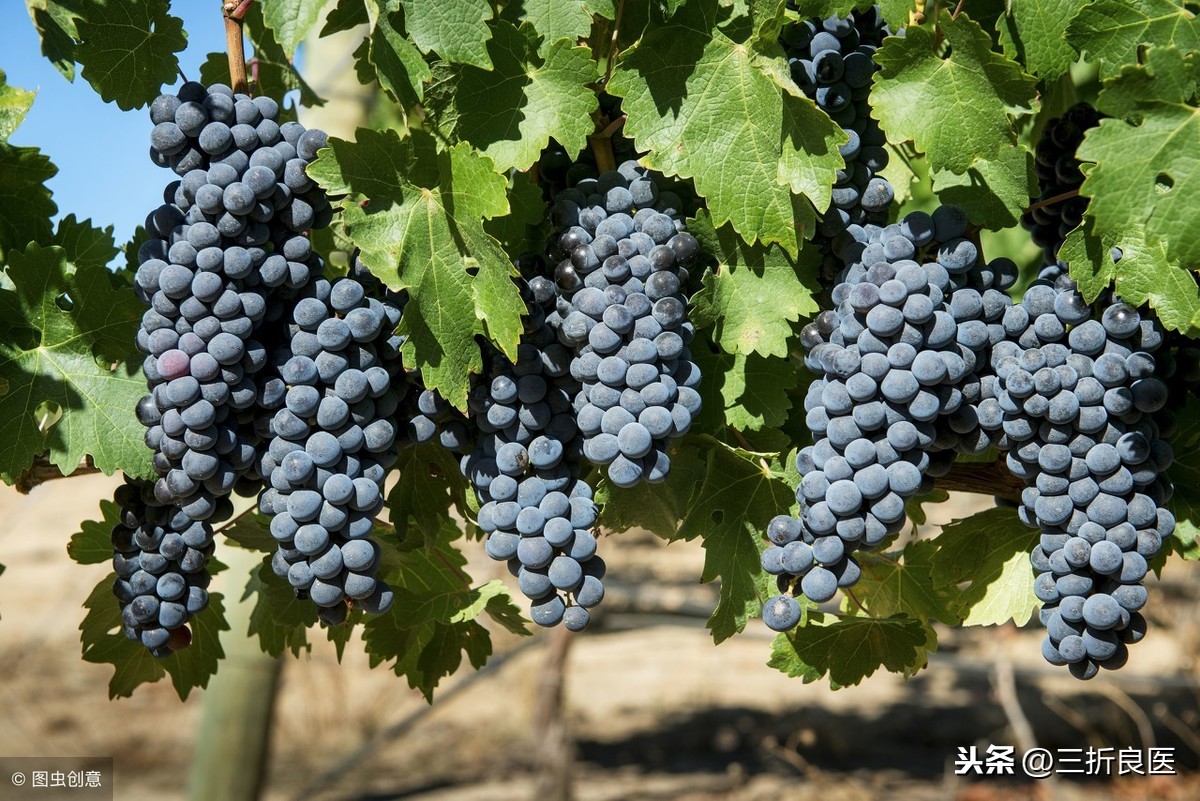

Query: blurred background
(0, 5), (1198, 801)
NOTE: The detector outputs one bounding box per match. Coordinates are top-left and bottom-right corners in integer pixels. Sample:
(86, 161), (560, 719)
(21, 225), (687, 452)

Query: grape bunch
(110, 478), (214, 656)
(548, 160), (703, 487)
(780, 5), (892, 262)
(978, 276), (1174, 678)
(761, 206), (1016, 631)
(122, 80), (335, 652)
(256, 273), (406, 624)
(434, 269), (605, 630)
(1022, 103), (1101, 266)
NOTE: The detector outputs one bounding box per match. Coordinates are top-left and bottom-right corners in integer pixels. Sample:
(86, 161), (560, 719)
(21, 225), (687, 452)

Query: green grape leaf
(1061, 220), (1200, 335)
(74, 0), (187, 110)
(68, 498), (121, 566)
(929, 506), (1040, 627)
(931, 146), (1037, 231)
(677, 442), (794, 643)
(597, 444), (706, 537)
(855, 541), (961, 625)
(403, 0), (494, 68)
(792, 1), (914, 29)
(1066, 0), (1200, 77)
(0, 144), (57, 259)
(715, 352), (797, 432)
(688, 212), (821, 358)
(220, 513), (277, 554)
(260, 0), (327, 55)
(308, 130), (525, 409)
(80, 568), (228, 700)
(871, 11), (1037, 174)
(1168, 395), (1200, 561)
(1077, 47), (1200, 272)
(242, 558), (319, 658)
(506, 0), (601, 49)
(0, 69), (35, 143)
(356, 2), (432, 111)
(388, 440), (473, 545)
(483, 172), (550, 256)
(768, 612), (932, 687)
(0, 245), (151, 484)
(609, 0), (846, 255)
(25, 0), (80, 80)
(322, 0), (369, 34)
(996, 0), (1088, 80)
(363, 524), (526, 699)
(50, 215), (119, 270)
(439, 22), (598, 172)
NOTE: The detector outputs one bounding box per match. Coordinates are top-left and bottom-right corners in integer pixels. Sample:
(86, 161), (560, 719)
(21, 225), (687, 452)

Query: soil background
(1, 475), (1197, 801)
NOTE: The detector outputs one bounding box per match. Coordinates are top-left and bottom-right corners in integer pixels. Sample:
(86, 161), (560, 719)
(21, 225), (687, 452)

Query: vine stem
(602, 0), (626, 87)
(223, 0), (254, 95)
(1027, 188), (1080, 213)
(951, 0), (967, 19)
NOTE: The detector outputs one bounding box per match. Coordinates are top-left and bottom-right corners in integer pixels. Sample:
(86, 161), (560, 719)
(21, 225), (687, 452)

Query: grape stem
(14, 454), (97, 494)
(936, 461), (1024, 502)
(588, 122), (618, 174)
(951, 0), (967, 20)
(223, 0), (254, 96)
(601, 0), (626, 87)
(1027, 188), (1080, 213)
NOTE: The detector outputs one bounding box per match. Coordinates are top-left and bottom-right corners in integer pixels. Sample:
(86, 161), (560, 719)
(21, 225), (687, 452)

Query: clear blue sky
(1, 4), (239, 250)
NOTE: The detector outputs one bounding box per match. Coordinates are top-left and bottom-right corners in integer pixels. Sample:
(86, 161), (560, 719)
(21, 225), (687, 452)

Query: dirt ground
(0, 474), (1197, 801)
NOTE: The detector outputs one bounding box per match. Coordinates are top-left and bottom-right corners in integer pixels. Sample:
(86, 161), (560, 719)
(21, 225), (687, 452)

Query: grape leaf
(996, 0), (1088, 80)
(1066, 0), (1200, 77)
(363, 523), (527, 699)
(404, 0), (494, 69)
(768, 612), (932, 687)
(1061, 220), (1200, 335)
(68, 498), (121, 566)
(931, 146), (1037, 231)
(855, 542), (961, 625)
(676, 442), (793, 642)
(308, 130), (525, 409)
(435, 21), (598, 172)
(50, 215), (119, 270)
(0, 144), (57, 259)
(504, 0), (605, 50)
(715, 352), (797, 432)
(871, 11), (1037, 174)
(242, 558), (319, 658)
(388, 440), (472, 545)
(80, 568), (228, 700)
(24, 0), (80, 80)
(483, 172), (550, 256)
(74, 0), (187, 110)
(1077, 47), (1200, 272)
(688, 212), (821, 358)
(1167, 394), (1200, 561)
(354, 1), (432, 112)
(0, 70), (35, 143)
(0, 244), (151, 483)
(609, 0), (846, 255)
(322, 0), (369, 34)
(928, 506), (1040, 627)
(260, 0), (327, 55)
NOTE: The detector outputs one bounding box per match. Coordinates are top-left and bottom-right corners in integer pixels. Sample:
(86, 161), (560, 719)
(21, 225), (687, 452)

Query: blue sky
(1, 4), (236, 248)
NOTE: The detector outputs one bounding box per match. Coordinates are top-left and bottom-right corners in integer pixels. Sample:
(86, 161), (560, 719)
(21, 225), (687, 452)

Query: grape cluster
(110, 479), (214, 655)
(547, 160), (703, 487)
(978, 276), (1174, 677)
(780, 6), (892, 260)
(256, 273), (406, 624)
(761, 206), (1017, 630)
(1022, 103), (1101, 266)
(122, 81), (335, 652)
(435, 270), (605, 630)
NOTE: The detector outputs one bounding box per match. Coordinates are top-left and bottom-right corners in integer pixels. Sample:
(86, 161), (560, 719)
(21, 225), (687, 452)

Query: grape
(762, 595), (802, 631)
